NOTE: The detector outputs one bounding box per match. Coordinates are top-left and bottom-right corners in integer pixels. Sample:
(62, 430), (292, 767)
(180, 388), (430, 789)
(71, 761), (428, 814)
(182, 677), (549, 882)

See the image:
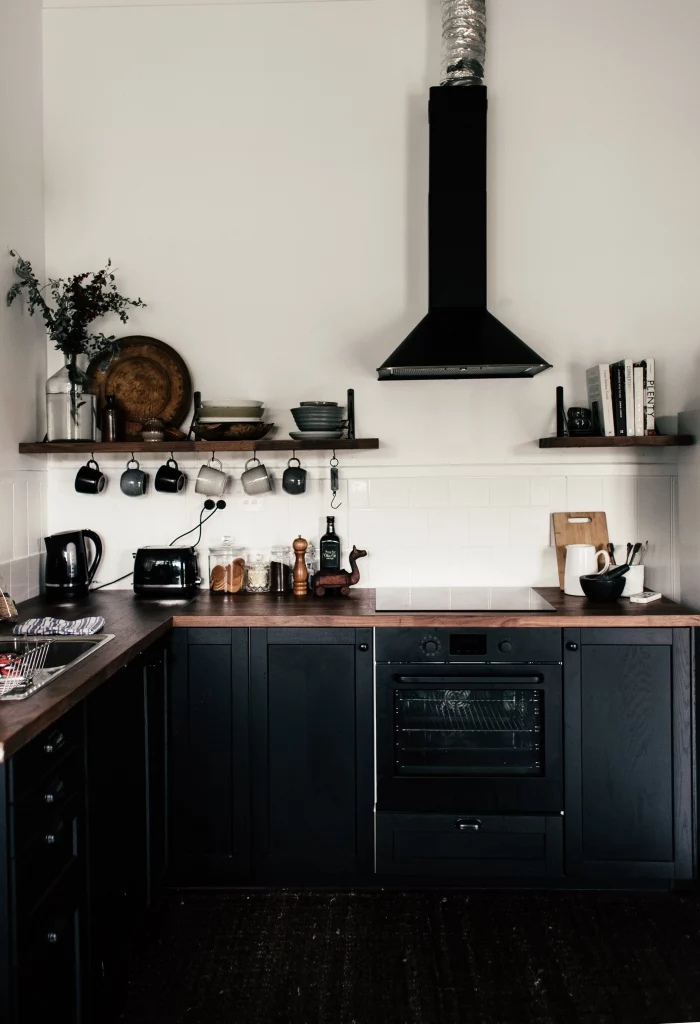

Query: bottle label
(321, 542), (340, 569)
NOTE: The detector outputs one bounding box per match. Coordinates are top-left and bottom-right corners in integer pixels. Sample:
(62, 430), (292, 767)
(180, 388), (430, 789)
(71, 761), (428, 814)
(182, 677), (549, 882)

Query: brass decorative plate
(88, 336), (192, 438)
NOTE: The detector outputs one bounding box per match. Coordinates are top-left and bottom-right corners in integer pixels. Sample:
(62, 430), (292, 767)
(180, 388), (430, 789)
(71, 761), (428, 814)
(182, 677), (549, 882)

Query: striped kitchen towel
(13, 616), (105, 637)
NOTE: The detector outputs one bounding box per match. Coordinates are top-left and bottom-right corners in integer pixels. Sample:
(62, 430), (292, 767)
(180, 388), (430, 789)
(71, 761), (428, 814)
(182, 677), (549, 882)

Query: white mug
(564, 543), (610, 596)
(195, 458), (227, 497)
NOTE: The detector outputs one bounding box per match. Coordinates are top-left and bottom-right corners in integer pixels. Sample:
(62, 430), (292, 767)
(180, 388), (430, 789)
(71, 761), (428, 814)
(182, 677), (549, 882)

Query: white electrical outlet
(239, 497), (264, 513)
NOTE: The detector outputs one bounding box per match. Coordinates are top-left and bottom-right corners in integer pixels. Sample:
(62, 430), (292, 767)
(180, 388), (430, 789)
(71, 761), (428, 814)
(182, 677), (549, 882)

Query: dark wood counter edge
(1, 588), (698, 761)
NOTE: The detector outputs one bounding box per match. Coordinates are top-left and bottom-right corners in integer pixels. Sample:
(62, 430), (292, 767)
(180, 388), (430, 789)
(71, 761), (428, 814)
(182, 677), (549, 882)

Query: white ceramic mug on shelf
(564, 544), (610, 596)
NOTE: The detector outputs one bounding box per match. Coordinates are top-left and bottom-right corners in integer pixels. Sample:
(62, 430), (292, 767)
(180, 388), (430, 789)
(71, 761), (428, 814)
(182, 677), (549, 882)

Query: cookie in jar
(209, 537), (246, 594)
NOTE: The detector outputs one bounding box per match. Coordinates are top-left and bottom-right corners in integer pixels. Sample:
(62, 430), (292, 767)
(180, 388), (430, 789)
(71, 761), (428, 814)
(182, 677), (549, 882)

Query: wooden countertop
(0, 588), (697, 761)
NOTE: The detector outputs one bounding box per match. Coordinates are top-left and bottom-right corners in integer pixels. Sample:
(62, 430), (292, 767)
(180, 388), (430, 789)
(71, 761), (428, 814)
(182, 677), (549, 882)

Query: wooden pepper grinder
(293, 536), (309, 597)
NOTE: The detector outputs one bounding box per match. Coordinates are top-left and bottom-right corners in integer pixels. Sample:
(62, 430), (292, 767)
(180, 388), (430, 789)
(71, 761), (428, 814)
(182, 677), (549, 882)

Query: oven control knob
(421, 637), (440, 657)
(498, 639), (513, 654)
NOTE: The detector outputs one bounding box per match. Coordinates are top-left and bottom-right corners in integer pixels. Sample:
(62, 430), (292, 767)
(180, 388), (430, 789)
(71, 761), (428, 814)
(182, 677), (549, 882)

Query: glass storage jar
(46, 354), (97, 442)
(245, 552), (271, 594)
(208, 536), (245, 594)
(270, 546), (291, 594)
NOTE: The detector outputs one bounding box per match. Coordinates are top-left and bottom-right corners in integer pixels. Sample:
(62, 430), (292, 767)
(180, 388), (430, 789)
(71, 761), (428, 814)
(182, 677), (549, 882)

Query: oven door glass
(396, 688), (543, 776)
(376, 667), (563, 814)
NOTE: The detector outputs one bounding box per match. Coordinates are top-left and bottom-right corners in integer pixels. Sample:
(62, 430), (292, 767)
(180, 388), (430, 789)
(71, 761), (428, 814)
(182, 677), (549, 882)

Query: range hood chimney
(377, 0), (551, 381)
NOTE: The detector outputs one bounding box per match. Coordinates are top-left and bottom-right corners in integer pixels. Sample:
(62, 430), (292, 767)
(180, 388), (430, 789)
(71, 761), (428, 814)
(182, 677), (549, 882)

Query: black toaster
(133, 546), (201, 598)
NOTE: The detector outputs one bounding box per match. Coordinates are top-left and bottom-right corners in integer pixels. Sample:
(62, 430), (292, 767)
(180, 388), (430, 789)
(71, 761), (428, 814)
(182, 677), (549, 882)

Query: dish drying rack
(0, 640), (51, 697)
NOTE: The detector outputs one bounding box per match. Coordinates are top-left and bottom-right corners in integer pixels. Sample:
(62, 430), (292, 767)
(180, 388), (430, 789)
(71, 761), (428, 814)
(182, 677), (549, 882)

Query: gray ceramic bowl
(292, 407), (343, 429)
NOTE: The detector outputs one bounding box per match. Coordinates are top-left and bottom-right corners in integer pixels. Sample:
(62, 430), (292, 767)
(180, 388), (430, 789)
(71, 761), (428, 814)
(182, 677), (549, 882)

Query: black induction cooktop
(374, 587), (556, 613)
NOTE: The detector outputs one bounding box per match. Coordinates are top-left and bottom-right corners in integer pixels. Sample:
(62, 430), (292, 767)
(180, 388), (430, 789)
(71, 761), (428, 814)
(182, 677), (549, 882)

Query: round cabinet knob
(422, 638), (439, 656)
(566, 642), (579, 652)
(498, 640), (513, 654)
(358, 643), (369, 652)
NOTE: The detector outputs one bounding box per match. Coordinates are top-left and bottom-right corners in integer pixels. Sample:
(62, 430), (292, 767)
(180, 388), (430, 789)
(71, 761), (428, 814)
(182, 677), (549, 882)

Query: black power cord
(169, 499), (226, 547)
(91, 500), (227, 592)
(91, 570), (134, 592)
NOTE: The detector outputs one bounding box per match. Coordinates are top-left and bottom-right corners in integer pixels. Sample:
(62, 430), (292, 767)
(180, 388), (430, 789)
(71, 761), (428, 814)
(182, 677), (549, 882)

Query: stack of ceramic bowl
(290, 402), (344, 441)
(194, 399), (272, 441)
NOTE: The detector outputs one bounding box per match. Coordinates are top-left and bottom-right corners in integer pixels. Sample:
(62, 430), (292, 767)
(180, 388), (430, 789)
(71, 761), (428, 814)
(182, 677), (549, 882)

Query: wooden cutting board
(552, 512), (609, 590)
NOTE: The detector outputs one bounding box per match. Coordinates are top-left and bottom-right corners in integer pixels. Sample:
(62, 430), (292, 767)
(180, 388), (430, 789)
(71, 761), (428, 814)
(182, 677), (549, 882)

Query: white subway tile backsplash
(469, 506), (510, 547)
(27, 478), (42, 555)
(0, 482), (13, 563)
(509, 507), (551, 547)
(351, 508), (429, 547)
(10, 557), (29, 605)
(348, 479), (369, 509)
(368, 478), (410, 508)
(529, 477), (550, 506)
(364, 547), (411, 588)
(448, 478), (489, 507)
(602, 476), (638, 552)
(489, 477), (530, 507)
(638, 476), (673, 597)
(409, 478), (448, 508)
(427, 508), (469, 547)
(32, 464), (678, 596)
(566, 476), (604, 512)
(548, 476), (568, 511)
(12, 481), (28, 560)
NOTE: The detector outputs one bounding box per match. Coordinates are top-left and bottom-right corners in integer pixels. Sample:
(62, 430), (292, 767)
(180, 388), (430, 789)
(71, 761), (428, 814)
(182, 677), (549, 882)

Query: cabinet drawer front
(13, 749), (83, 852)
(377, 813), (563, 878)
(12, 708), (83, 800)
(14, 801), (80, 916)
(16, 862), (82, 1023)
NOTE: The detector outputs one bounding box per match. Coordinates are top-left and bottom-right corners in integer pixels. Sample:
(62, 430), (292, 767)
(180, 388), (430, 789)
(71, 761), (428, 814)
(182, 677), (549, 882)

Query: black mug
(75, 458), (106, 495)
(155, 458), (186, 494)
(282, 457), (307, 495)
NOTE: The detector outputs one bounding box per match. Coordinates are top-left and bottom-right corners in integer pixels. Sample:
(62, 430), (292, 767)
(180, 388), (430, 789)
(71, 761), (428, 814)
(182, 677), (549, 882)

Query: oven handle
(396, 676), (543, 685)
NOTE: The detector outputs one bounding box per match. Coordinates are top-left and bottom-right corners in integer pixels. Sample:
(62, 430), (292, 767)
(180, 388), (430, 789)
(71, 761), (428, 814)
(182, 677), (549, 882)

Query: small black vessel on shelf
(567, 406), (595, 437)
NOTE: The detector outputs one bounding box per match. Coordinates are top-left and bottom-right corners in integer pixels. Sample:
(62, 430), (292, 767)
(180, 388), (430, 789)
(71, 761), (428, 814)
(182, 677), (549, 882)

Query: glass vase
(46, 354), (97, 442)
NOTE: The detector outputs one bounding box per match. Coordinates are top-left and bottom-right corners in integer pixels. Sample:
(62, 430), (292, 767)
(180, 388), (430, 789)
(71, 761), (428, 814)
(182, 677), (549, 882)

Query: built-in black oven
(376, 629), (563, 815)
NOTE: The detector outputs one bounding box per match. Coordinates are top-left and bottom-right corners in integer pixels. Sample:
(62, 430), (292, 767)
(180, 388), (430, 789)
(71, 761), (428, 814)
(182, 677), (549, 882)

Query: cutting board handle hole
(568, 517), (592, 524)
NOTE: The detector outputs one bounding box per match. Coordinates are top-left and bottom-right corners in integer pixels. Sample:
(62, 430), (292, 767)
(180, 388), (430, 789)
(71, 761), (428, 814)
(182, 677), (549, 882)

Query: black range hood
(377, 86), (551, 380)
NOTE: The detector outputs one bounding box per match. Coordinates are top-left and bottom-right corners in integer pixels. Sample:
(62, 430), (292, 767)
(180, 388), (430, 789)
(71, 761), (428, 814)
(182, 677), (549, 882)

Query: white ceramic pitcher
(564, 543), (611, 596)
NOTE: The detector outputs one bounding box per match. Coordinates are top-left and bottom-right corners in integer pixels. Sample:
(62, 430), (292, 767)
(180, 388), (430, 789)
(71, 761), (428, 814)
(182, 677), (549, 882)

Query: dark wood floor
(112, 888), (700, 1024)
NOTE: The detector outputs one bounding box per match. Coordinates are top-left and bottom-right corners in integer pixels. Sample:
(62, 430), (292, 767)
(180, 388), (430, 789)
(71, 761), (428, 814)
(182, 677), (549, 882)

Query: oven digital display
(449, 634), (487, 656)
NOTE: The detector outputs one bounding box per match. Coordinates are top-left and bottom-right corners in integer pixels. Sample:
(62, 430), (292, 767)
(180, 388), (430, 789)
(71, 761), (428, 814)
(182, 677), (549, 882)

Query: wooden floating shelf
(19, 439), (379, 454)
(539, 435), (693, 449)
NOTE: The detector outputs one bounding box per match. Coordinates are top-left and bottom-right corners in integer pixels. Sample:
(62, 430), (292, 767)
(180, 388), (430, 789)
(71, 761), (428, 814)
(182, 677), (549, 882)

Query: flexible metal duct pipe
(441, 0), (486, 86)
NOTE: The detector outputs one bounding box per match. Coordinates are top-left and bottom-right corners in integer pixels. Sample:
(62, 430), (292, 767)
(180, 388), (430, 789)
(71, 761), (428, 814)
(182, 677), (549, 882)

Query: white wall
(0, 0), (47, 602)
(41, 0), (700, 594)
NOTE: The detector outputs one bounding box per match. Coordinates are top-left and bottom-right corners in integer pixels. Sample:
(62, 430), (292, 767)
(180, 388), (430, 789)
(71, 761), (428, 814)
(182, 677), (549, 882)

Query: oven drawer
(376, 813), (563, 878)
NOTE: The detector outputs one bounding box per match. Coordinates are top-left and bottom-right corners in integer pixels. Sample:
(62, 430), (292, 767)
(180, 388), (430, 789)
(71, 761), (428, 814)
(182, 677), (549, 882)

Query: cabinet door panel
(267, 644), (357, 871)
(564, 628), (694, 882)
(251, 628), (373, 880)
(580, 644), (673, 863)
(168, 628), (249, 881)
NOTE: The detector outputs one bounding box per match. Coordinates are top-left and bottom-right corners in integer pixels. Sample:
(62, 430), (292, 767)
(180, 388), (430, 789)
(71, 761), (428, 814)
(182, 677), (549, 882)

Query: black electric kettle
(44, 530), (103, 599)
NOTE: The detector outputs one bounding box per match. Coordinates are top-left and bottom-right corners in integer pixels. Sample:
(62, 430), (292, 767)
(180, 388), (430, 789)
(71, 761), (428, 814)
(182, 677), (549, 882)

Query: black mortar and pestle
(579, 564), (629, 602)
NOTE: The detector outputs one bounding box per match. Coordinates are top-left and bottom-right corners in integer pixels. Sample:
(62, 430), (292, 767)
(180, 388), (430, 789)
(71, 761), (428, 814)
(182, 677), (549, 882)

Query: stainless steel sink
(0, 635), (115, 700)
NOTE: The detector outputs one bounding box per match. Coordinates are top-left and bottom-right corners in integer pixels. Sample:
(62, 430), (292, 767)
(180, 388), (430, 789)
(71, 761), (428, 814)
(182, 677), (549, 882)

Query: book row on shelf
(586, 359), (655, 437)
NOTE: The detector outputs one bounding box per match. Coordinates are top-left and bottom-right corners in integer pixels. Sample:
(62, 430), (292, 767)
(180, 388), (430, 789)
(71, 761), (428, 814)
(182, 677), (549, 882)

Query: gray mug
(120, 458), (148, 496)
(195, 458), (227, 497)
(241, 458), (272, 495)
(282, 457), (307, 495)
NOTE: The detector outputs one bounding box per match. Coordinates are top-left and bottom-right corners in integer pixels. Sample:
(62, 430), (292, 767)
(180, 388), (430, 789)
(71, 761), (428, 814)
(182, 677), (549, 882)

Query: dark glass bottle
(320, 516), (341, 571)
(101, 393), (122, 442)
